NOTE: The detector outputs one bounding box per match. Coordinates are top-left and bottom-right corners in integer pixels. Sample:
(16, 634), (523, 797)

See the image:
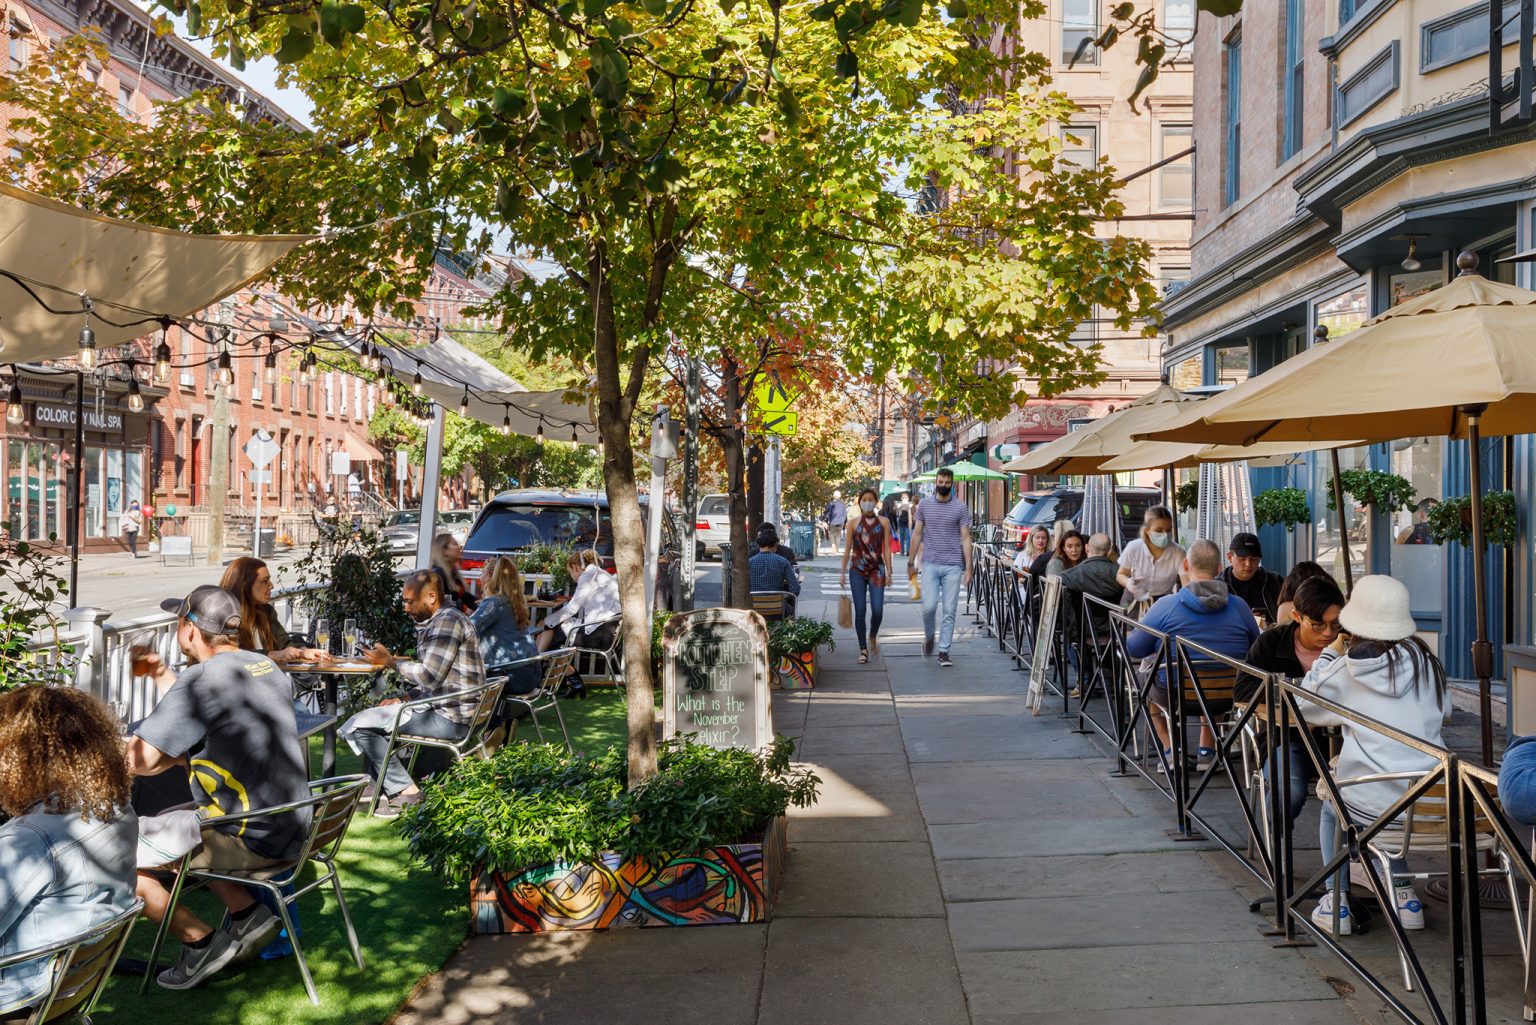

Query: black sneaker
(937, 651), (953, 668)
(923, 633), (935, 658)
(157, 931), (239, 990)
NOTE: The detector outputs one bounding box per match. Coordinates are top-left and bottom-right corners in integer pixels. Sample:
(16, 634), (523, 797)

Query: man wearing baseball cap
(1221, 532), (1285, 624)
(125, 585), (311, 991)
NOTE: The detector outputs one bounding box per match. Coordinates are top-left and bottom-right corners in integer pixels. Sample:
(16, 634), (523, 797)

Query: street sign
(244, 430), (280, 469)
(752, 371), (802, 413)
(761, 411), (798, 437)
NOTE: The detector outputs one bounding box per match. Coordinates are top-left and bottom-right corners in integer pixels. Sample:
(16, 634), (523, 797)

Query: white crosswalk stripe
(815, 575), (965, 599)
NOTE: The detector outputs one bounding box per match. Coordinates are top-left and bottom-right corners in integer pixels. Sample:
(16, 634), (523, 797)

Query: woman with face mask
(841, 487), (894, 663)
(1115, 505), (1185, 611)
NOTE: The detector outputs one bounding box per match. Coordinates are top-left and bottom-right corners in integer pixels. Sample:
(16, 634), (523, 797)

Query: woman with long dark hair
(840, 487), (894, 663)
(1275, 560), (1331, 625)
(1045, 530), (1086, 577)
(219, 557), (326, 664)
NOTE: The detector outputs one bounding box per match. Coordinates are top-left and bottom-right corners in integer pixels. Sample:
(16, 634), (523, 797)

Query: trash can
(788, 521), (815, 562)
(256, 527), (276, 557)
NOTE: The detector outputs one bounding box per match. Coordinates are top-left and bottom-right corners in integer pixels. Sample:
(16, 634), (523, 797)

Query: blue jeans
(849, 571), (885, 651)
(1264, 735), (1310, 825)
(1319, 801), (1408, 896)
(898, 526), (911, 554)
(920, 563), (964, 652)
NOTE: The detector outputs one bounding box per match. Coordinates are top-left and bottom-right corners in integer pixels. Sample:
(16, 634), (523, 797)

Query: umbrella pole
(1465, 406), (1495, 767)
(1329, 448), (1353, 594)
(69, 373), (84, 609)
(1164, 468), (1178, 543)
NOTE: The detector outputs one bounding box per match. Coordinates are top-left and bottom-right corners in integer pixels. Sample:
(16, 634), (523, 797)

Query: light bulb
(127, 376), (144, 413)
(535, 420), (545, 446)
(216, 351), (234, 387)
(459, 389), (470, 416)
(5, 380), (22, 425)
(501, 412), (511, 436)
(263, 350), (278, 384)
(570, 427), (578, 444)
(154, 340), (171, 382)
(77, 323), (97, 370)
(597, 437), (605, 459)
(412, 371), (423, 395)
(1402, 239), (1421, 272)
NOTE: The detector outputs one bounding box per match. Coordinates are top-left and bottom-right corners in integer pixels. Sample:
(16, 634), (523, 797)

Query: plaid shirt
(397, 607), (485, 725)
(749, 550), (800, 596)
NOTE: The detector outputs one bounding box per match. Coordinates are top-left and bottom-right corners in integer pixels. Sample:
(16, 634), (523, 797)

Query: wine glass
(110, 699), (131, 735)
(314, 618), (331, 655)
(343, 618), (358, 657)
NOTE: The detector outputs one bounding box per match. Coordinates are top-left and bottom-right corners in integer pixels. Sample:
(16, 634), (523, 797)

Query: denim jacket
(470, 595), (539, 692)
(0, 806), (139, 1012)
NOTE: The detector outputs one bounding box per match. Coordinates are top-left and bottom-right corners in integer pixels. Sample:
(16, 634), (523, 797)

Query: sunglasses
(1303, 616), (1342, 634)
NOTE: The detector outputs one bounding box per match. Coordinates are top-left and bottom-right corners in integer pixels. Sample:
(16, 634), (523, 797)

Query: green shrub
(768, 616), (834, 659)
(1174, 479), (1199, 511)
(1427, 491), (1517, 547)
(398, 736), (820, 882)
(514, 542), (574, 591)
(291, 522), (415, 654)
(1253, 487), (1310, 528)
(0, 527), (75, 692)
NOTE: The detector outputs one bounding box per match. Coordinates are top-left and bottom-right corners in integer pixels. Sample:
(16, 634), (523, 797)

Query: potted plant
(1253, 487), (1310, 528)
(1326, 469), (1416, 514)
(399, 737), (820, 933)
(289, 522), (415, 653)
(514, 542), (574, 597)
(1426, 490), (1517, 547)
(0, 527), (76, 692)
(768, 616), (835, 689)
(1174, 479), (1199, 512)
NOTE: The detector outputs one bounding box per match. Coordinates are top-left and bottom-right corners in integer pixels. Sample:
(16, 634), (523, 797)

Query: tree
(3, 0), (1160, 783)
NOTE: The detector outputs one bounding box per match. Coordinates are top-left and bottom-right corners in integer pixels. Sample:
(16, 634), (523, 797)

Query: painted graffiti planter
(774, 648), (818, 690)
(470, 815), (788, 933)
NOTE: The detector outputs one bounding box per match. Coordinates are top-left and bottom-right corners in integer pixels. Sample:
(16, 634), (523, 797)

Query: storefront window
(8, 441), (64, 542)
(1389, 268), (1442, 307)
(1388, 437), (1442, 615)
(1314, 282), (1368, 340)
(124, 451), (141, 519)
(1214, 344), (1250, 384)
(1312, 446), (1369, 588)
(85, 446), (103, 538)
(1170, 355), (1201, 389)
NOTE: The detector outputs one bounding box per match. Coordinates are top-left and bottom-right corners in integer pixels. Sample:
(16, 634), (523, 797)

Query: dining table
(283, 659), (386, 777)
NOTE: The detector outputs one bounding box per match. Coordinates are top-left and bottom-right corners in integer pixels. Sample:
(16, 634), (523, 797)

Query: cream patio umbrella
(1002, 383), (1193, 475)
(1138, 252), (1536, 765)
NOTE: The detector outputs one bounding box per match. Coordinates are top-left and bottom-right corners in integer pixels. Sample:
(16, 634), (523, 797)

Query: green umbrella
(935, 460), (1009, 482)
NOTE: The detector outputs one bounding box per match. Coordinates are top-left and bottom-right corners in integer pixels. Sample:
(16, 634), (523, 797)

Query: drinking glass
(314, 618), (331, 654)
(343, 618), (358, 657)
(110, 700), (131, 735)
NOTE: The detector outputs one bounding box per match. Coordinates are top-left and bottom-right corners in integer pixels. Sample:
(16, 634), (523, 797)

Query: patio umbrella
(1139, 252), (1536, 765)
(935, 459), (1010, 482)
(1097, 437), (1361, 472)
(1002, 383), (1192, 475)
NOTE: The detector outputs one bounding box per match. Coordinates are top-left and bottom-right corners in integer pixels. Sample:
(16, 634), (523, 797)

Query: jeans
(351, 709), (466, 796)
(1319, 801), (1408, 896)
(1263, 734), (1310, 825)
(849, 571), (885, 651)
(920, 563), (964, 652)
(898, 526), (911, 555)
(125, 530), (138, 557)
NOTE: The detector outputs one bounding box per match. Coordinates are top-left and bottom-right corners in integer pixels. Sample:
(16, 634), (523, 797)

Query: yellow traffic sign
(752, 372), (802, 413)
(760, 411), (799, 436)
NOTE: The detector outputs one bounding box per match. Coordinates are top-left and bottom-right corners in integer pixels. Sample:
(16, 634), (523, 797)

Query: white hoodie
(1294, 645), (1447, 821)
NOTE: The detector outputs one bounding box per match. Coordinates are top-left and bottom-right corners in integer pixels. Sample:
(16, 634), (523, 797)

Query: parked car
(1002, 486), (1163, 548)
(458, 489), (683, 611)
(381, 508), (473, 556)
(694, 493), (731, 559)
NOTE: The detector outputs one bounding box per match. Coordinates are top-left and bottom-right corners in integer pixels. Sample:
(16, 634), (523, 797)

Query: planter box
(470, 815), (788, 934)
(775, 648), (817, 690)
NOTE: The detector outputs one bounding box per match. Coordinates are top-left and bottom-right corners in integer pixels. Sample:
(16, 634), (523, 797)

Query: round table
(283, 660), (385, 777)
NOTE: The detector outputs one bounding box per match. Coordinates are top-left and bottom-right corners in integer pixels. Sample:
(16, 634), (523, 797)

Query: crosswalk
(815, 573), (967, 600)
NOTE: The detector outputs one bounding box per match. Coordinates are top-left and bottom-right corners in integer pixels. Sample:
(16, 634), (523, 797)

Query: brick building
(0, 0), (498, 549)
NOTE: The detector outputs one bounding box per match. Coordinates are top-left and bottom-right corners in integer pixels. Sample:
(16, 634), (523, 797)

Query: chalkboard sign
(160, 535), (194, 566)
(1028, 575), (1062, 716)
(662, 608), (773, 750)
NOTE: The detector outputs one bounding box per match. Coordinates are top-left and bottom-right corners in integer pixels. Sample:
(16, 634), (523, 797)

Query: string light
(501, 407), (511, 436)
(263, 343), (278, 385)
(5, 376), (22, 425)
(126, 368), (145, 413)
(459, 387), (470, 416)
(597, 436), (605, 459)
(570, 427), (578, 444)
(154, 321), (172, 383)
(216, 349), (234, 388)
(77, 320), (97, 371)
(535, 418), (545, 446)
(412, 371), (423, 395)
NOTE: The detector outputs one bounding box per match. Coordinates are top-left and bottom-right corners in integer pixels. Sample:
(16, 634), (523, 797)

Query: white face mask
(1148, 531), (1170, 548)
(860, 501), (876, 515)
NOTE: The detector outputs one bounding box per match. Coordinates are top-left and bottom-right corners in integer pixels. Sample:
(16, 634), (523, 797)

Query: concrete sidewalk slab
(938, 852), (1230, 902)
(914, 776), (1136, 824)
(774, 840), (945, 918)
(947, 888), (1277, 951)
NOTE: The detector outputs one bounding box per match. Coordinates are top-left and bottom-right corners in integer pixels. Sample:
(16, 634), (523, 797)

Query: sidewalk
(391, 585), (1381, 1024)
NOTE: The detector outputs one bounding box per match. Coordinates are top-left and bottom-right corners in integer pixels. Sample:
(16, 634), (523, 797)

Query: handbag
(838, 595), (853, 629)
(909, 570), (921, 602)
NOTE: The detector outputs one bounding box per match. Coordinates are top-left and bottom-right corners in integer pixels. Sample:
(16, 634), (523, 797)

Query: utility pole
(874, 383), (887, 476)
(206, 300), (234, 566)
(680, 355), (700, 611)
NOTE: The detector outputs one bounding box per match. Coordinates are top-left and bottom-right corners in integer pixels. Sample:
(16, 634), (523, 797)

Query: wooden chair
(365, 678), (507, 816)
(751, 590), (796, 622)
(0, 900), (142, 1024)
(142, 776), (370, 1005)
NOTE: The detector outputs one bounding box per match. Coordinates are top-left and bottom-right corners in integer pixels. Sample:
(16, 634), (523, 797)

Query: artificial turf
(94, 687), (634, 1024)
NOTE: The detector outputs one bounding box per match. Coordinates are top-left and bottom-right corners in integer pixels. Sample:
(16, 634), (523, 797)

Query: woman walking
(120, 500), (143, 558)
(841, 488), (894, 664)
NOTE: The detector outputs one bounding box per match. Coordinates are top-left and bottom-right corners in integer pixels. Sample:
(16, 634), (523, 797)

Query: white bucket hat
(1338, 575), (1417, 642)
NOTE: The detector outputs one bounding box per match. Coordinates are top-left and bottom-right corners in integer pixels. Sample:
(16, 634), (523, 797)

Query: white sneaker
(1311, 892), (1352, 935)
(1395, 884), (1426, 930)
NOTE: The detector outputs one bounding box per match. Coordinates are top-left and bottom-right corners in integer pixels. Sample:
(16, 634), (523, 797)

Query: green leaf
(491, 85), (526, 116)
(642, 0), (667, 15)
(184, 0), (201, 34)
(897, 0), (922, 27)
(720, 0), (741, 14)
(944, 0), (966, 17)
(495, 179), (523, 220)
(319, 0), (366, 47)
(1111, 1), (1134, 18)
(835, 50), (858, 79)
(810, 0), (839, 17)
(776, 84), (800, 124)
(1197, 0), (1243, 14)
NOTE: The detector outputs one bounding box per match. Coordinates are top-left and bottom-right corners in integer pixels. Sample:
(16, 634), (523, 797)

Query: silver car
(381, 508), (473, 555)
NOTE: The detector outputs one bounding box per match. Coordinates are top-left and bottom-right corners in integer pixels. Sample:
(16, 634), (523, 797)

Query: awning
(0, 182), (313, 363)
(343, 433), (385, 462)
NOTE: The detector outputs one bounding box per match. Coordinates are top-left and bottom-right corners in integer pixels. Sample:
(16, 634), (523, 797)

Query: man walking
(910, 469), (972, 666)
(822, 491), (848, 553)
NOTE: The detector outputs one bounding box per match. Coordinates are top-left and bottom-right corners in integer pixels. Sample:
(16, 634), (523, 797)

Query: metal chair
(365, 677), (507, 816)
(0, 900), (142, 1024)
(750, 590), (796, 622)
(141, 774), (370, 1004)
(570, 613), (624, 686)
(498, 648), (578, 752)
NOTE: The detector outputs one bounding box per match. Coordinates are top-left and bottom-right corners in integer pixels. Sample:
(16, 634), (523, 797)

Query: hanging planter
(1174, 479), (1199, 511)
(1426, 491), (1517, 547)
(1325, 469), (1416, 513)
(1253, 487), (1310, 528)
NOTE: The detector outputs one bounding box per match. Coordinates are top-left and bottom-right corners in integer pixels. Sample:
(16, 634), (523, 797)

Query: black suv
(1003, 486), (1164, 547)
(459, 489), (683, 611)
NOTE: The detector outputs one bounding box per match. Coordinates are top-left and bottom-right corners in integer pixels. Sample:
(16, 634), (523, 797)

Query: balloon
(164, 504), (177, 516)
(143, 505), (155, 517)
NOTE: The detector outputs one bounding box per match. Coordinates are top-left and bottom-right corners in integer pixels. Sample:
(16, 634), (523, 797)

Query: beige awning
(1138, 268), (1536, 446)
(1098, 437), (1363, 472)
(0, 182), (312, 363)
(1002, 384), (1193, 475)
(343, 433), (385, 462)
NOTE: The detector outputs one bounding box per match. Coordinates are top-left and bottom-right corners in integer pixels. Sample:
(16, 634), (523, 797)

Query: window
(8, 23), (26, 71)
(85, 64), (100, 86)
(1390, 437), (1443, 617)
(1337, 42), (1399, 128)
(118, 85), (135, 118)
(179, 332), (193, 388)
(174, 421), (187, 489)
(1164, 0), (1195, 59)
(1421, 1), (1519, 72)
(1157, 124), (1192, 209)
(1158, 263), (1192, 296)
(324, 372), (334, 414)
(1313, 446), (1369, 587)
(339, 374), (348, 419)
(1314, 282), (1368, 339)
(1070, 305), (1100, 346)
(1339, 0), (1358, 22)
(1282, 0), (1305, 159)
(1224, 34), (1242, 207)
(1390, 267), (1442, 307)
(1062, 0), (1098, 65)
(1060, 124), (1099, 168)
(1213, 344), (1250, 383)
(251, 370), (262, 403)
(892, 445), (904, 472)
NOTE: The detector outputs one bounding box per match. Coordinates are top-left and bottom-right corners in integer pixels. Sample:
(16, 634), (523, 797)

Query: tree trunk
(747, 444), (764, 534)
(721, 358), (752, 610)
(589, 245), (658, 784)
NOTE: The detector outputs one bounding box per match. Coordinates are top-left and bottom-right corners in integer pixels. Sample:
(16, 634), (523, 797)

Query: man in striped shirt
(910, 468), (973, 667)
